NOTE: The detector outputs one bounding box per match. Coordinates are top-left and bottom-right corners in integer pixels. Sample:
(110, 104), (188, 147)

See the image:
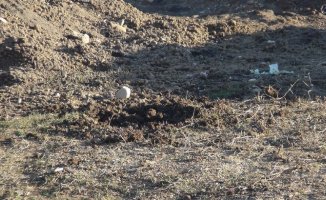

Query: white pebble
(0, 17), (8, 24)
(81, 34), (90, 44)
(54, 167), (64, 173)
(116, 86), (131, 99)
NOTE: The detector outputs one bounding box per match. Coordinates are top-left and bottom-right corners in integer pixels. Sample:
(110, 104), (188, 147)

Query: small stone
(81, 34), (90, 44)
(119, 19), (125, 26)
(110, 22), (127, 33)
(54, 167), (64, 173)
(146, 108), (157, 118)
(229, 20), (237, 26)
(55, 93), (61, 98)
(0, 17), (8, 24)
(116, 86), (131, 99)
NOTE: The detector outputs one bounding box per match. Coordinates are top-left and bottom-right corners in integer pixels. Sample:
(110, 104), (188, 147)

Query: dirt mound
(95, 99), (198, 128)
(50, 93), (203, 144)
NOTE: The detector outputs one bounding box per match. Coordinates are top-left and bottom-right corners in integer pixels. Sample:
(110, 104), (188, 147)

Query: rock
(146, 108), (157, 118)
(0, 17), (8, 24)
(81, 34), (90, 44)
(229, 19), (237, 26)
(55, 93), (61, 98)
(70, 31), (90, 44)
(116, 86), (131, 99)
(54, 167), (64, 173)
(110, 22), (127, 33)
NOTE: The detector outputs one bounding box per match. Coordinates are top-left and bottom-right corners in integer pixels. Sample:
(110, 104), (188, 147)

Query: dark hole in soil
(97, 102), (199, 129)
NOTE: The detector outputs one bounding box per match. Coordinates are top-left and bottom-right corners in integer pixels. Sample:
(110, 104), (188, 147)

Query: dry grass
(1, 98), (326, 199)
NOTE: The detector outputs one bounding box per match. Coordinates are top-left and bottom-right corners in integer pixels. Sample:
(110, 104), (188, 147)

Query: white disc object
(116, 86), (131, 99)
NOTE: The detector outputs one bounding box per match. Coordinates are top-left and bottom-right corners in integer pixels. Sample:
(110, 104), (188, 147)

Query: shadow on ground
(96, 25), (326, 100)
(0, 37), (26, 87)
(125, 0), (325, 16)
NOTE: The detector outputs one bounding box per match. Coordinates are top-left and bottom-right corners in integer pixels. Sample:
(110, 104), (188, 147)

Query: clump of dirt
(90, 97), (198, 128)
(53, 93), (202, 144)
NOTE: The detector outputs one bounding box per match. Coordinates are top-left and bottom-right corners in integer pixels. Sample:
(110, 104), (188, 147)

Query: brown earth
(1, 0), (326, 199)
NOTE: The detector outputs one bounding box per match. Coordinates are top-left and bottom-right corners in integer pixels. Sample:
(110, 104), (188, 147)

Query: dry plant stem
(277, 79), (300, 100)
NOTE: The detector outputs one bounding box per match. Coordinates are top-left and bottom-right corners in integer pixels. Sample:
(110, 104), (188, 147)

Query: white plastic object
(269, 64), (279, 75)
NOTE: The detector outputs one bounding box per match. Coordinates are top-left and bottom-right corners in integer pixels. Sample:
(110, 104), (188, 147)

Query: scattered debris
(250, 64), (294, 75)
(116, 86), (131, 99)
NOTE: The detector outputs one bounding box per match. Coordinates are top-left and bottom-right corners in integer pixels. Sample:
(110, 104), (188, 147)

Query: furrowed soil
(1, 0), (326, 199)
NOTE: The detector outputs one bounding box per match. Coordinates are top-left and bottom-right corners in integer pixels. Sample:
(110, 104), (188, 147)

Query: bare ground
(1, 0), (326, 199)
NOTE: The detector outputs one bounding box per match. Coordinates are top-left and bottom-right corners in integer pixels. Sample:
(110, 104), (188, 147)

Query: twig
(277, 79), (300, 100)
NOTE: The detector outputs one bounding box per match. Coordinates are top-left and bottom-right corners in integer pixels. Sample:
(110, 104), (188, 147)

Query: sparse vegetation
(1, 0), (326, 199)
